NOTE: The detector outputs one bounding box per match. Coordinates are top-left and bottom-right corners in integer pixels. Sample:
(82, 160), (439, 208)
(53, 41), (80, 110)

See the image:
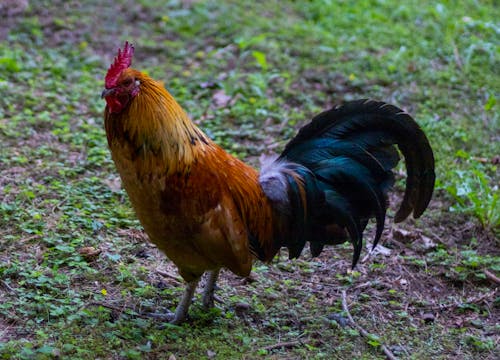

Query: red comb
(105, 41), (134, 88)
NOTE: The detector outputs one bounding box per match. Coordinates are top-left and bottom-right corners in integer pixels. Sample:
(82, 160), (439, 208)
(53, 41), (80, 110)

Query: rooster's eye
(122, 78), (133, 87)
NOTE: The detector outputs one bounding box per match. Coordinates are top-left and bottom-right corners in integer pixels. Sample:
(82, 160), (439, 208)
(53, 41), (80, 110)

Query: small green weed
(443, 159), (499, 232)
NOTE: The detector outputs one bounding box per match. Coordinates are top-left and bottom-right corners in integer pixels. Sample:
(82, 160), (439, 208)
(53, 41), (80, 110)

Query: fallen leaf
(420, 235), (437, 251)
(393, 228), (436, 252)
(103, 176), (122, 192)
(392, 228), (417, 242)
(371, 244), (392, 256)
(212, 90), (231, 108)
(78, 246), (101, 261)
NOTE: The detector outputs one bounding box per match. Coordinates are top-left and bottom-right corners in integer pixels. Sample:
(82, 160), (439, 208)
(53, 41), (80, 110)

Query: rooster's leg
(171, 278), (200, 324)
(202, 269), (220, 309)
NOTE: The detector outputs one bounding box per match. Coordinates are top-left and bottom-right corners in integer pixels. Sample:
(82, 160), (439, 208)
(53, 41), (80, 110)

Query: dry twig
(452, 42), (463, 70)
(484, 269), (500, 285)
(412, 288), (498, 312)
(0, 279), (15, 293)
(88, 301), (129, 316)
(266, 267), (345, 289)
(263, 340), (302, 351)
(18, 234), (40, 243)
(341, 290), (398, 360)
(157, 269), (183, 284)
(87, 301), (173, 320)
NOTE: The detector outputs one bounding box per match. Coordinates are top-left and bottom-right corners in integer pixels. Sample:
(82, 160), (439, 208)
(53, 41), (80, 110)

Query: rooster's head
(102, 41), (140, 114)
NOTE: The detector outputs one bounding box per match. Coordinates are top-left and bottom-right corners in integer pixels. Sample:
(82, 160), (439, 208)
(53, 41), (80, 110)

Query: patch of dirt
(0, 0), (28, 40)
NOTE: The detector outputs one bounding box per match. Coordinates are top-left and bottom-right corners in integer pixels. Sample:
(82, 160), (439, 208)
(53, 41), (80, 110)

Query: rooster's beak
(101, 88), (115, 98)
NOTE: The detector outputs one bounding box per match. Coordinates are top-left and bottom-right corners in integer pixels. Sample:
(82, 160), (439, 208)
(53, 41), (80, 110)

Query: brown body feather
(105, 69), (275, 282)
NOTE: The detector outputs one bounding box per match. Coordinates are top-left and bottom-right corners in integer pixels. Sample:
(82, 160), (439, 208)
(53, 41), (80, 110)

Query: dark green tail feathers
(258, 99), (435, 268)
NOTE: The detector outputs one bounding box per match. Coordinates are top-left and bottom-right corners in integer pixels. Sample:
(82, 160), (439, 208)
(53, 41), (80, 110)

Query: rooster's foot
(202, 269), (220, 309)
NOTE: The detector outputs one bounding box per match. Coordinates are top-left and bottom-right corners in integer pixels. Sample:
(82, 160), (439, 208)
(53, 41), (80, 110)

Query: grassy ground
(0, 0), (499, 359)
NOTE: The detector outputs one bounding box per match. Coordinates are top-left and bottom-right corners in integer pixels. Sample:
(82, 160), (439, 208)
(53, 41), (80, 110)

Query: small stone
(422, 313), (435, 323)
(234, 302), (250, 311)
(326, 313), (348, 327)
(398, 278), (409, 287)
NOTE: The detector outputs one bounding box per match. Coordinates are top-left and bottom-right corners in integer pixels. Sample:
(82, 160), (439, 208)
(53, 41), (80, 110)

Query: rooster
(102, 42), (435, 324)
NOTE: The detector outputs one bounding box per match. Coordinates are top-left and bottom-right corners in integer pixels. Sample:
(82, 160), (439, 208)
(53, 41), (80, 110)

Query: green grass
(1, 0), (499, 359)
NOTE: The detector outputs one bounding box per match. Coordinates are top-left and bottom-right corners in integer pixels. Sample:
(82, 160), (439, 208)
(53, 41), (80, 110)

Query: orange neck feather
(105, 70), (211, 176)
